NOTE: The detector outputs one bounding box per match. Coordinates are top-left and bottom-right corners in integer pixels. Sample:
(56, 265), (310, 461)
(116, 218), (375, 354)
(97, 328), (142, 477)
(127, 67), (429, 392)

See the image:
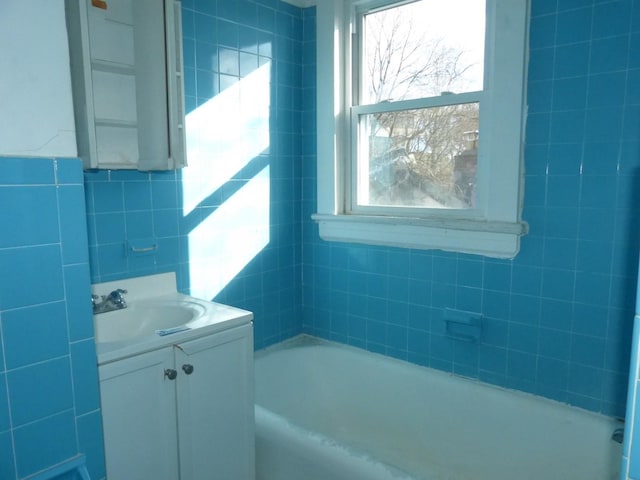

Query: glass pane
(361, 0), (485, 104)
(357, 103), (479, 209)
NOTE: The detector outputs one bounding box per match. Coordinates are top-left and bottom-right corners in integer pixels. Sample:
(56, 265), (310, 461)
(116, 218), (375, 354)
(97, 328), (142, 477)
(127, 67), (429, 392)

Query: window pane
(357, 103), (479, 209)
(361, 0), (485, 104)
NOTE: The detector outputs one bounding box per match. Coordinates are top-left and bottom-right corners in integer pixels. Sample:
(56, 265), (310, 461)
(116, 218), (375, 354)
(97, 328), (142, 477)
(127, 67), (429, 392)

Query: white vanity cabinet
(65, 0), (186, 170)
(99, 346), (179, 479)
(99, 323), (255, 480)
(175, 326), (256, 479)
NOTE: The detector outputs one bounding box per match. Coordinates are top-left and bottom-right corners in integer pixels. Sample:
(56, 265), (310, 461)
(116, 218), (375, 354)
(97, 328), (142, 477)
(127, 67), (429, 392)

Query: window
(313, 0), (529, 258)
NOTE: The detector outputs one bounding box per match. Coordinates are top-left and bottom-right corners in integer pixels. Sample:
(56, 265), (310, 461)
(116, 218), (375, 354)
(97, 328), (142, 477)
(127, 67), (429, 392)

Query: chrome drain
(612, 428), (624, 444)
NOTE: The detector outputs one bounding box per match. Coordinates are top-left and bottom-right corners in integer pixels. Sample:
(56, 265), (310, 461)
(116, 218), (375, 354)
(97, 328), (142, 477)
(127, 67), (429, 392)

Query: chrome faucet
(92, 289), (128, 314)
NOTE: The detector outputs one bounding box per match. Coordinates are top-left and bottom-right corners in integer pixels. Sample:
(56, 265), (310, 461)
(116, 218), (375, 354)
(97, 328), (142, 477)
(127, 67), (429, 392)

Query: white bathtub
(255, 336), (623, 480)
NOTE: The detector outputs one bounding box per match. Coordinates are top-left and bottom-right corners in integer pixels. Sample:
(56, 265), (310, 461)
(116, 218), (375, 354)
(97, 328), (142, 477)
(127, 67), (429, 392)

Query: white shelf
(91, 59), (135, 75)
(66, 0), (186, 171)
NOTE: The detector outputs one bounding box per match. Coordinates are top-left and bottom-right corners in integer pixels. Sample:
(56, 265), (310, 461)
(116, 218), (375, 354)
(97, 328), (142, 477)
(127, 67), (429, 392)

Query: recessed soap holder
(444, 308), (483, 343)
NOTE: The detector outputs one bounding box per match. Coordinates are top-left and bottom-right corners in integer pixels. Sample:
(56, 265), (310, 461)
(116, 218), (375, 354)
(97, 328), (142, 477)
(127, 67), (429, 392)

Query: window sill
(312, 213), (528, 258)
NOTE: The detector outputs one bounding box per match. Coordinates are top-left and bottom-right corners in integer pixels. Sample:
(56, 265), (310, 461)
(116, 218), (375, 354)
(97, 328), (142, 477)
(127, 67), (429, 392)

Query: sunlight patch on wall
(182, 61), (271, 215)
(181, 56), (272, 299)
(187, 166), (270, 300)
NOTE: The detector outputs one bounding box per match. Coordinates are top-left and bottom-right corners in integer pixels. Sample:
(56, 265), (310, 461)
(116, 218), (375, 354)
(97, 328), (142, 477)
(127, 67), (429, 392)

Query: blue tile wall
(78, 0), (639, 418)
(0, 157), (105, 480)
(302, 1), (640, 416)
(15, 0), (640, 478)
(84, 0), (303, 349)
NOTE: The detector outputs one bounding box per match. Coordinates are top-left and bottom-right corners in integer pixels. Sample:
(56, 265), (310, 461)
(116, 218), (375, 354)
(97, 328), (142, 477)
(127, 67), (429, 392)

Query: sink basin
(94, 299), (206, 344)
(91, 273), (254, 364)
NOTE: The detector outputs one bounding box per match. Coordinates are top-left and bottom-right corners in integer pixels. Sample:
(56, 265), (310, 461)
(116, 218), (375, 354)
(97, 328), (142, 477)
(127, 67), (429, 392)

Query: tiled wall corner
(0, 157), (105, 480)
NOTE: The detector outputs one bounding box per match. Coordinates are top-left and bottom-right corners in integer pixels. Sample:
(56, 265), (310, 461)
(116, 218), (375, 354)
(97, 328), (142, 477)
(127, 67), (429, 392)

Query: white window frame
(312, 0), (530, 258)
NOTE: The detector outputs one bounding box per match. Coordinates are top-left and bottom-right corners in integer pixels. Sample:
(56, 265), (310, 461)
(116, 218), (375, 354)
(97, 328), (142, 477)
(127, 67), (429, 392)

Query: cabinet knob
(164, 368), (178, 380)
(182, 364), (194, 375)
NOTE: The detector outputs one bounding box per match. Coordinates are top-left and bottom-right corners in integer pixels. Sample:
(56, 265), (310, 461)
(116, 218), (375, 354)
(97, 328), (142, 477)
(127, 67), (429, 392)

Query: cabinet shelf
(66, 0), (187, 171)
(91, 59), (135, 75)
(94, 118), (138, 128)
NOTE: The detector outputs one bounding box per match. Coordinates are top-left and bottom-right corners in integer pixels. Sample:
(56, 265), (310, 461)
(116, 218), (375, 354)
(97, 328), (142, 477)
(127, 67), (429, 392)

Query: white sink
(94, 298), (206, 343)
(92, 273), (253, 365)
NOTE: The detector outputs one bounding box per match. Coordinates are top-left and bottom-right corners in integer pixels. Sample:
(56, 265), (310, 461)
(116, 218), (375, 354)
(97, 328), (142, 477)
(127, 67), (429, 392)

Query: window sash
(349, 0), (487, 217)
(352, 0), (486, 105)
(352, 90), (483, 115)
(349, 91), (485, 217)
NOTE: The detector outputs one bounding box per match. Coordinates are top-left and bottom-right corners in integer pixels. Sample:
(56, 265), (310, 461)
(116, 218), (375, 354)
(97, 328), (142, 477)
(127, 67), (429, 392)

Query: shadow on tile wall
(84, 0), (304, 350)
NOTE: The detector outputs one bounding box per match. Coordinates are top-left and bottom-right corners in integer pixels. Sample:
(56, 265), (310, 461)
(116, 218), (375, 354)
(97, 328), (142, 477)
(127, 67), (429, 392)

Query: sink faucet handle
(91, 294), (101, 305)
(108, 289), (128, 307)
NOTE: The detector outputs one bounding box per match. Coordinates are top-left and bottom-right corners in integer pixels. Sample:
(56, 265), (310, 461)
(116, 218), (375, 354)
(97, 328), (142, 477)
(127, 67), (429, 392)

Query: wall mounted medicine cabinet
(65, 0), (186, 170)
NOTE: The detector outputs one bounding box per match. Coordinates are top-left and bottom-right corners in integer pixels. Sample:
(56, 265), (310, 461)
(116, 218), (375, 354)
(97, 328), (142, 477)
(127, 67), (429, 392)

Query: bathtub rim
(255, 334), (623, 480)
(255, 333), (624, 429)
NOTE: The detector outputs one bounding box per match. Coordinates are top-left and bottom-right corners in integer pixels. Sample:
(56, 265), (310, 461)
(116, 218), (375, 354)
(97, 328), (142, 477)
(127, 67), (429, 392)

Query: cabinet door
(99, 348), (179, 480)
(66, 0), (185, 170)
(175, 324), (255, 480)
